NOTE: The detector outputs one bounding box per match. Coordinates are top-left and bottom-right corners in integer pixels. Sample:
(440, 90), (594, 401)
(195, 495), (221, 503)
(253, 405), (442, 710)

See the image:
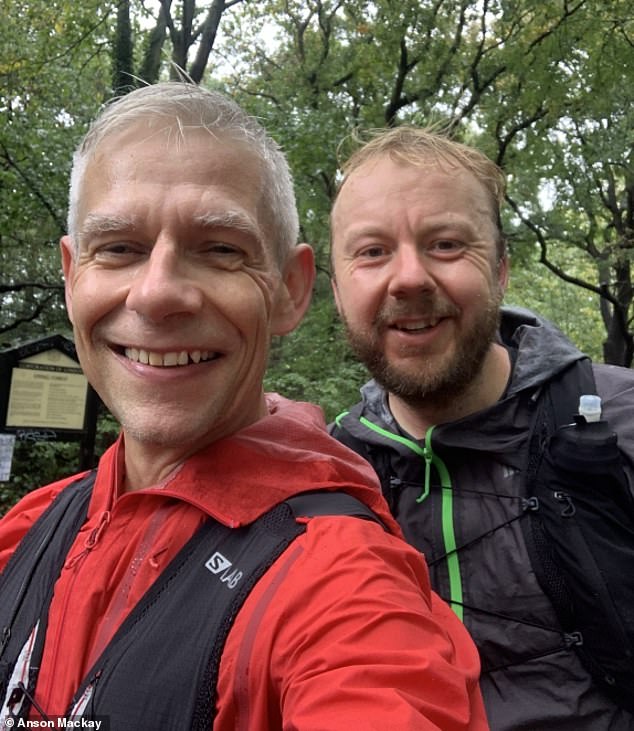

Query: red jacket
(0, 394), (488, 730)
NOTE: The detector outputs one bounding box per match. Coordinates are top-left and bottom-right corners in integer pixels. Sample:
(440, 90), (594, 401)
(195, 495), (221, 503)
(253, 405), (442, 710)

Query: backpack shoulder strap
(521, 357), (634, 710)
(286, 490), (385, 527)
(521, 357), (597, 635)
(524, 357), (596, 490)
(64, 490), (386, 730)
(0, 472), (96, 656)
(547, 357), (597, 429)
(0, 472), (95, 719)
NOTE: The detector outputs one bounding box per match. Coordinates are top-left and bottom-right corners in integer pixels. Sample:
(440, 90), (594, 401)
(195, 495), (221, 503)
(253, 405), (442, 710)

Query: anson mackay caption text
(3, 718), (107, 729)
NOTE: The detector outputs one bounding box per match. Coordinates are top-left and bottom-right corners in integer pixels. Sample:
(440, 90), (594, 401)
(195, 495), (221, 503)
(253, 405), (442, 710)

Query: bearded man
(329, 125), (634, 731)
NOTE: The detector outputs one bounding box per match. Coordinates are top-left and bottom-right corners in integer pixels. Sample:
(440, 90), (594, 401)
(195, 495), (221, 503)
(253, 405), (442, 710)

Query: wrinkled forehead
(332, 153), (498, 233)
(83, 123), (286, 261)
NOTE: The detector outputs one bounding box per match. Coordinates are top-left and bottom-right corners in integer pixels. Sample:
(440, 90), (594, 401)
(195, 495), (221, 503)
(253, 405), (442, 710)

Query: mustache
(375, 299), (461, 326)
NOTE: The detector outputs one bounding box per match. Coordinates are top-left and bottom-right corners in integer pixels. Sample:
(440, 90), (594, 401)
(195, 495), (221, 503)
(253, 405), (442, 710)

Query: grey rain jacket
(330, 307), (634, 731)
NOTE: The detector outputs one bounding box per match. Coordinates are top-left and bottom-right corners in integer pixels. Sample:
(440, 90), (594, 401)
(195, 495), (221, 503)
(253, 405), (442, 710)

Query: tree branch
(0, 143), (66, 234)
(505, 194), (609, 301)
(0, 293), (60, 336)
(190, 0), (244, 82)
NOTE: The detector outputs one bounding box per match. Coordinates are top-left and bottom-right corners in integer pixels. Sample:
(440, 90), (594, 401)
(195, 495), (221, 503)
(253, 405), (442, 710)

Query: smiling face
(62, 124), (311, 473)
(331, 155), (508, 415)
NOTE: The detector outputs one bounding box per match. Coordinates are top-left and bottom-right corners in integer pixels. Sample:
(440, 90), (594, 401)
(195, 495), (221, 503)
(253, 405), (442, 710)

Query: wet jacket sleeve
(217, 514), (489, 731)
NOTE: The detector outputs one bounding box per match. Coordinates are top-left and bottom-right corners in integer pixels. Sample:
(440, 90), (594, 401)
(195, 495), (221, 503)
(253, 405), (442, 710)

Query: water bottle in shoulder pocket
(528, 394), (634, 710)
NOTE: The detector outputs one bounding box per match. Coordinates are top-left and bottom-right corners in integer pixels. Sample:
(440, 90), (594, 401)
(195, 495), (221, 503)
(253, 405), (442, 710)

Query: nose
(387, 245), (437, 299)
(125, 240), (204, 322)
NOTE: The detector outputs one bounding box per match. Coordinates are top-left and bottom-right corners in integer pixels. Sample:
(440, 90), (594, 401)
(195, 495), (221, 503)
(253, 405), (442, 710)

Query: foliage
(506, 247), (604, 362)
(265, 284), (369, 422)
(0, 0), (246, 347)
(0, 440), (79, 516)
(0, 0), (632, 510)
(483, 2), (634, 365)
(219, 0), (633, 364)
(0, 0), (114, 346)
(0, 397), (120, 516)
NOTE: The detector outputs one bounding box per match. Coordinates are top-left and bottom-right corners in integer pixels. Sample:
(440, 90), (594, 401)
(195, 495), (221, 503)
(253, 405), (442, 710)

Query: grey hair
(67, 82), (299, 263)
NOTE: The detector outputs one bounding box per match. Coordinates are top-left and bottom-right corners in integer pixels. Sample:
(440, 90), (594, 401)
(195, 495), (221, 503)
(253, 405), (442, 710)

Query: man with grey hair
(0, 85), (488, 730)
(329, 125), (634, 729)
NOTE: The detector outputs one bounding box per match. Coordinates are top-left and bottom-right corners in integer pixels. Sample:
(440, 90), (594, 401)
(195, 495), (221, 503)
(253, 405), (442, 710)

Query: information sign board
(6, 349), (88, 430)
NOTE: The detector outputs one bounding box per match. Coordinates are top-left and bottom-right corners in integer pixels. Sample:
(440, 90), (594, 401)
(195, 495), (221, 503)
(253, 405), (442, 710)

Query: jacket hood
(499, 306), (585, 396)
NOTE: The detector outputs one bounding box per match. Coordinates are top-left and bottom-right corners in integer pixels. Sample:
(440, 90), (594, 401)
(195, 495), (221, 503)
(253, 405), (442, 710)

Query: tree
(476, 2), (634, 365)
(0, 0), (244, 346)
(113, 0), (244, 94)
(1, 0), (632, 510)
(219, 0), (632, 365)
(0, 0), (244, 511)
(0, 0), (114, 347)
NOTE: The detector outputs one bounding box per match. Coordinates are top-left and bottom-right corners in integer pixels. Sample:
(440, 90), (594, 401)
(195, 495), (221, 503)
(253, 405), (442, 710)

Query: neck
(118, 393), (271, 491)
(121, 440), (193, 492)
(388, 343), (511, 439)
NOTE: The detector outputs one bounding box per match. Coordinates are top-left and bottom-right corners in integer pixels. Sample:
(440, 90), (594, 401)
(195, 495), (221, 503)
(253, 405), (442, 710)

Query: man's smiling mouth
(392, 317), (441, 333)
(123, 347), (218, 367)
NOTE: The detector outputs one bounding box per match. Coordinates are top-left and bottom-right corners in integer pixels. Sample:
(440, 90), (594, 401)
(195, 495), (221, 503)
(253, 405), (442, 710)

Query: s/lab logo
(205, 551), (243, 590)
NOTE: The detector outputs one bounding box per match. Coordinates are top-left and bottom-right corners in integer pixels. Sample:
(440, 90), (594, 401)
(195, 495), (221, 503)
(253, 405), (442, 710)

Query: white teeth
(163, 352), (179, 367)
(124, 348), (214, 367)
(398, 318), (439, 331)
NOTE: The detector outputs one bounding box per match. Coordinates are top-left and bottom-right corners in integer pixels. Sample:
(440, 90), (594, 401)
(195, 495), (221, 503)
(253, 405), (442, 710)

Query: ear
(497, 253), (509, 295)
(331, 276), (343, 316)
(271, 244), (315, 336)
(60, 235), (76, 325)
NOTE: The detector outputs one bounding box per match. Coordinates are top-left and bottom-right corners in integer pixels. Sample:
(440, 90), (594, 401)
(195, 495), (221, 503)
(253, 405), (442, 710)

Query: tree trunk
(113, 0), (134, 95)
(599, 260), (633, 367)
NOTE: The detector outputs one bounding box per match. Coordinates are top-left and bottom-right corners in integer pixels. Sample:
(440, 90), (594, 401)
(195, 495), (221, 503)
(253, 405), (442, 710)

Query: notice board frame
(0, 335), (99, 470)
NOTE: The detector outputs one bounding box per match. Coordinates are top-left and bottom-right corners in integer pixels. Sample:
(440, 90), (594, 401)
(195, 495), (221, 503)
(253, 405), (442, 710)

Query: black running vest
(0, 473), (380, 729)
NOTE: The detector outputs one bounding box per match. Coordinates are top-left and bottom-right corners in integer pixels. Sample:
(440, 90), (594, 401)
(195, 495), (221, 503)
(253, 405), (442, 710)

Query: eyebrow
(79, 213), (138, 239)
(194, 210), (263, 244)
(78, 210), (264, 244)
(343, 217), (480, 243)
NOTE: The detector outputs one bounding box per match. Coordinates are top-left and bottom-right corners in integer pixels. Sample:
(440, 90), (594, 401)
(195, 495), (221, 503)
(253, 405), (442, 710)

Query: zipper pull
(64, 511), (111, 570)
(417, 445), (433, 503)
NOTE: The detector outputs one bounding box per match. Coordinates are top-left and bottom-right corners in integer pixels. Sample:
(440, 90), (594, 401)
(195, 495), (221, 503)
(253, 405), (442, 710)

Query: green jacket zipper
(356, 416), (464, 621)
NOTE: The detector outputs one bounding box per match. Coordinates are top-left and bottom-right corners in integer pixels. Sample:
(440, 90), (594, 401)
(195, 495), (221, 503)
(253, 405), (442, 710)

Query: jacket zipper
(358, 416), (464, 621)
(423, 428), (463, 621)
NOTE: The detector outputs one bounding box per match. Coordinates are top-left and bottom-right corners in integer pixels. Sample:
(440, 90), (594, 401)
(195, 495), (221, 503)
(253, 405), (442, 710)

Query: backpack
(522, 357), (634, 711)
(332, 360), (634, 711)
(0, 476), (382, 727)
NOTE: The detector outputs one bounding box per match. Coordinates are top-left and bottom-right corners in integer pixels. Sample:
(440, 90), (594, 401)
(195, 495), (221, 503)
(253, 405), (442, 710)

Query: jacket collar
(93, 394), (400, 532)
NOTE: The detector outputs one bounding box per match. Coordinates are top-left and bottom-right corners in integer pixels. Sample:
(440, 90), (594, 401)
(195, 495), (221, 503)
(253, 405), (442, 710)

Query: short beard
(343, 296), (502, 411)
